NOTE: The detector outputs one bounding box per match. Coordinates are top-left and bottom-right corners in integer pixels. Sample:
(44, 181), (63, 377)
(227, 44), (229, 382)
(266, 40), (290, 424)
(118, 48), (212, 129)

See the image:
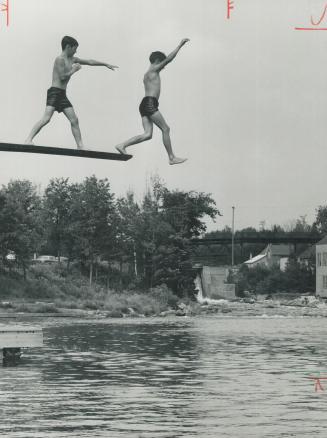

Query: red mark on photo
(305, 376), (327, 392)
(227, 0), (234, 20)
(0, 0), (9, 26)
(295, 3), (327, 30)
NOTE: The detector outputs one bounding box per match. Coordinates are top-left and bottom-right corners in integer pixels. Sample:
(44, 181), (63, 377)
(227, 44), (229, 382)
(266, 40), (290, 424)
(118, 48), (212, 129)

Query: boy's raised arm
(74, 57), (118, 70)
(153, 38), (190, 71)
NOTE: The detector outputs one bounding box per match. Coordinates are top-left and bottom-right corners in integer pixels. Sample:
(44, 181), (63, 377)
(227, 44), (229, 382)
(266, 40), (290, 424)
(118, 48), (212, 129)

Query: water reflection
(1, 317), (327, 437)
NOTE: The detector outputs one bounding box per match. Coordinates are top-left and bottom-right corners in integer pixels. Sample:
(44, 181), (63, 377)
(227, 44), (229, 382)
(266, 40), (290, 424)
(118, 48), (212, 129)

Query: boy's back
(143, 67), (161, 99)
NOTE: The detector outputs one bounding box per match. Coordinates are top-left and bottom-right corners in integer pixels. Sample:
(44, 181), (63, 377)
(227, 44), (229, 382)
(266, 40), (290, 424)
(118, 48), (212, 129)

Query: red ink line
(295, 27), (327, 31)
(227, 0), (234, 20)
(305, 377), (327, 380)
(311, 4), (327, 26)
(304, 376), (326, 391)
(315, 379), (324, 392)
(1, 0), (9, 26)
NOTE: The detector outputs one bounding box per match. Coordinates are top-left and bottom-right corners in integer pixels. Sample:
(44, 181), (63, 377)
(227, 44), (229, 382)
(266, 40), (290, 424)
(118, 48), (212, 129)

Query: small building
(194, 265), (235, 300)
(244, 253), (267, 269)
(244, 244), (293, 271)
(316, 236), (327, 298)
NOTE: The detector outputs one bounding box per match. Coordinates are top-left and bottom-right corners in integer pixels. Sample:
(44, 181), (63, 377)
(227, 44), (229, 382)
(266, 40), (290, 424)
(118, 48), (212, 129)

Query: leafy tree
(0, 180), (42, 278)
(156, 185), (221, 238)
(137, 177), (219, 296)
(293, 215), (312, 233)
(42, 178), (73, 261)
(69, 176), (118, 284)
(232, 259), (315, 296)
(283, 258), (315, 292)
(314, 206), (327, 235)
(116, 191), (142, 276)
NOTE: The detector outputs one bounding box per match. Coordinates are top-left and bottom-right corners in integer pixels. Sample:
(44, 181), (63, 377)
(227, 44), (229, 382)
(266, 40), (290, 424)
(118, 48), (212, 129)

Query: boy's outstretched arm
(74, 57), (118, 70)
(153, 38), (190, 72)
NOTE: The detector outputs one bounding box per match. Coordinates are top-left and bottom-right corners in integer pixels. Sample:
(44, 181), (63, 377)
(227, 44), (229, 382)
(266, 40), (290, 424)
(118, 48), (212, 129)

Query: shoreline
(1, 294), (327, 320)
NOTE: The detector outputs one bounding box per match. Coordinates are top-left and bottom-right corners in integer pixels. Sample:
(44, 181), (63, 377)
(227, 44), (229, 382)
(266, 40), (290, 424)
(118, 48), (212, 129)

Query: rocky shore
(194, 294), (327, 318)
(1, 294), (327, 319)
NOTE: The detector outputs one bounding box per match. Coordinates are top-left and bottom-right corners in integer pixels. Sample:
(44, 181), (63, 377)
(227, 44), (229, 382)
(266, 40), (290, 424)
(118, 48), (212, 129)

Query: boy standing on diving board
(25, 35), (118, 149)
(115, 38), (190, 165)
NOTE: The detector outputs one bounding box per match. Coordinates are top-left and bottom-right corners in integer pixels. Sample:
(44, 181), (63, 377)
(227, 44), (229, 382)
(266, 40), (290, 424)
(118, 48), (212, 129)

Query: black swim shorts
(46, 87), (73, 113)
(139, 96), (159, 117)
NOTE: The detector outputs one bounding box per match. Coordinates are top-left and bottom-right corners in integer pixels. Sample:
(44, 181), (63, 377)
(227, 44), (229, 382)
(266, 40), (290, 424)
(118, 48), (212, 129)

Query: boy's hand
(180, 38), (190, 46)
(72, 63), (82, 72)
(106, 64), (119, 71)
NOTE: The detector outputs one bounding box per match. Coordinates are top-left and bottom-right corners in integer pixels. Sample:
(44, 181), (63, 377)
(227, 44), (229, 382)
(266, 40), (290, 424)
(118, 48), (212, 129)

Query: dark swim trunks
(46, 87), (73, 113)
(139, 96), (159, 117)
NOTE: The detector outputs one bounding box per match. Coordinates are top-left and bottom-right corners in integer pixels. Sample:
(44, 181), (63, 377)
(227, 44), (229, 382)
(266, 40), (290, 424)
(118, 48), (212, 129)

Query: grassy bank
(0, 264), (183, 316)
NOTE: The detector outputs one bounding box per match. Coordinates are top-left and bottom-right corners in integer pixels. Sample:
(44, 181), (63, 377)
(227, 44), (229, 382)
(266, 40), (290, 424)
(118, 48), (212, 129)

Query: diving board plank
(0, 143), (132, 161)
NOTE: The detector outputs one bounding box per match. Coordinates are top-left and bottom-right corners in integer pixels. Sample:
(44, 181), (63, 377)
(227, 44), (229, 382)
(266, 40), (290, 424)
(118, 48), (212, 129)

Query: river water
(1, 316), (327, 437)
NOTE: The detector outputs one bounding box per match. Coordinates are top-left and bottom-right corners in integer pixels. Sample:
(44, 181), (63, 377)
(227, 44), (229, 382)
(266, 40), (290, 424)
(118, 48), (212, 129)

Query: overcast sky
(0, 0), (326, 231)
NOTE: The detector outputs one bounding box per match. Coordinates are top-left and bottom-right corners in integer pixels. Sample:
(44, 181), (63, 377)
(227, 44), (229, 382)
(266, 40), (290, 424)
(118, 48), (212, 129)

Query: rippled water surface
(1, 316), (327, 437)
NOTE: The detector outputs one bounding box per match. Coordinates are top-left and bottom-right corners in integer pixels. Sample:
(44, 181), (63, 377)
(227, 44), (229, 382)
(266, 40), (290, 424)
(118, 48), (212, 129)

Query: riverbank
(1, 294), (327, 319)
(0, 287), (183, 318)
(197, 294), (327, 318)
(1, 266), (327, 319)
(0, 265), (183, 317)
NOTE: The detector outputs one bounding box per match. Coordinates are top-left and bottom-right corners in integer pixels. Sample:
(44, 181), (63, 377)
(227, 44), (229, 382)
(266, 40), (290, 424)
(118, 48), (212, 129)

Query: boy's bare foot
(116, 145), (127, 155)
(169, 157), (187, 165)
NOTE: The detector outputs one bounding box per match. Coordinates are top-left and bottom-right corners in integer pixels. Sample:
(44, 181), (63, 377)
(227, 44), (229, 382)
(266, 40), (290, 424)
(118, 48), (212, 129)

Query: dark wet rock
(201, 305), (221, 314)
(158, 310), (176, 317)
(243, 298), (256, 304)
(221, 307), (232, 313)
(106, 310), (124, 318)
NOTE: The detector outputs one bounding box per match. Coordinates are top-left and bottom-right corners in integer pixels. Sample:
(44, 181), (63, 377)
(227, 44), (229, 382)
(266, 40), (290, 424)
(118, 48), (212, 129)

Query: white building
(316, 236), (327, 298)
(244, 244), (293, 271)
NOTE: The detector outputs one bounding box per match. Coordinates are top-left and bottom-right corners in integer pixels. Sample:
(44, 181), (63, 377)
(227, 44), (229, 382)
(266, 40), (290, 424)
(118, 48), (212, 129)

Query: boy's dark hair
(149, 51), (166, 64)
(61, 36), (79, 50)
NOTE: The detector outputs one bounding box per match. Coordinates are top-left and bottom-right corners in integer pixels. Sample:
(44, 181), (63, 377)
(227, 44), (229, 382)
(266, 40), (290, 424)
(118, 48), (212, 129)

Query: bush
(233, 261), (315, 296)
(0, 277), (24, 298)
(0, 264), (181, 315)
(33, 303), (60, 313)
(149, 284), (179, 308)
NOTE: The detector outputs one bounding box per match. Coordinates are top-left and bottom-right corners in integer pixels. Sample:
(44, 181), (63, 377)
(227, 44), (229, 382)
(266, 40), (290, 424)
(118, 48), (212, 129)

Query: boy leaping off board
(115, 38), (190, 165)
(25, 35), (118, 149)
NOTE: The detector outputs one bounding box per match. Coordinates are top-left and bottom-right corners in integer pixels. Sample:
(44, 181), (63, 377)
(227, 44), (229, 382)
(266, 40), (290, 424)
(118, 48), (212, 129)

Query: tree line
(0, 176), (219, 297)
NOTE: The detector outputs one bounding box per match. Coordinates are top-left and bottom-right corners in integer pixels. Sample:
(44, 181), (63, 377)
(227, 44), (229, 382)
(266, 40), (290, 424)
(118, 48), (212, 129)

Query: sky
(0, 0), (326, 232)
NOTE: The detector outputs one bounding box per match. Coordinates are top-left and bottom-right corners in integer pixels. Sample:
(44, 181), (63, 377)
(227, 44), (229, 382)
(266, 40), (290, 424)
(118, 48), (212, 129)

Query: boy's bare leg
(25, 106), (55, 144)
(63, 107), (84, 149)
(150, 111), (187, 165)
(115, 117), (153, 154)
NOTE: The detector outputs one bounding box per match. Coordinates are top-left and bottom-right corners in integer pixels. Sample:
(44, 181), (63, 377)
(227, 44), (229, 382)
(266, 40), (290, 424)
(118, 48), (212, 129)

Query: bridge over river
(190, 232), (322, 265)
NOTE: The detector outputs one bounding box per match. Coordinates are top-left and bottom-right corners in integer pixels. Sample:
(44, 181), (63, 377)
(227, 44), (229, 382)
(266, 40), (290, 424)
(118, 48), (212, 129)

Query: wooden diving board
(0, 142), (132, 161)
(0, 325), (43, 348)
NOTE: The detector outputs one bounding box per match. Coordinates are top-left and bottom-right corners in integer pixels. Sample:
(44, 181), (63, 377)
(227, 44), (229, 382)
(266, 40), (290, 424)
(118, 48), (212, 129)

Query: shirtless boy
(25, 36), (118, 149)
(115, 38), (190, 165)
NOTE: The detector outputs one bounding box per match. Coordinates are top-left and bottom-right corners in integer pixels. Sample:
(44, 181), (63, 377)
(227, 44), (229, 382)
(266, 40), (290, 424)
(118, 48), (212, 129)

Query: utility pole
(232, 206), (235, 266)
(133, 241), (138, 277)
